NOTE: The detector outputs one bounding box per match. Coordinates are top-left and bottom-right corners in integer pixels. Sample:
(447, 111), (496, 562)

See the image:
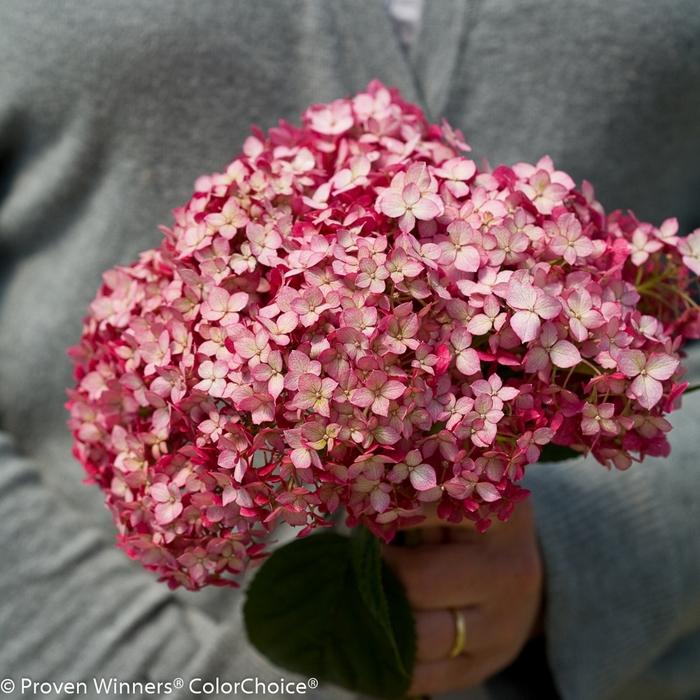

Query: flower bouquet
(67, 81), (700, 698)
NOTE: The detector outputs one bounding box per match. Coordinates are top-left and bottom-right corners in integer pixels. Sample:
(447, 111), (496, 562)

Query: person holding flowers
(1, 3), (699, 699)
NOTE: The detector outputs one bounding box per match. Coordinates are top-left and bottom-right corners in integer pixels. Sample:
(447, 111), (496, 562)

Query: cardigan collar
(329, 0), (471, 120)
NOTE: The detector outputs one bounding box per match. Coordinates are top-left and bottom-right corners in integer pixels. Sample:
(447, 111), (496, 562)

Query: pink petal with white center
(251, 402), (275, 424)
(631, 249), (649, 266)
(381, 380), (406, 400)
(617, 350), (646, 377)
(533, 427), (555, 445)
(402, 183), (421, 206)
(506, 282), (538, 311)
(406, 162), (431, 188)
(370, 488), (391, 513)
(468, 314), (493, 335)
(235, 336), (260, 359)
(379, 191), (408, 218)
(680, 230), (700, 273)
(321, 378), (339, 395)
(218, 451), (240, 470)
(291, 448), (312, 470)
(207, 287), (229, 312)
(657, 217), (679, 241)
(239, 396), (274, 424)
(372, 396), (390, 417)
(288, 350), (312, 373)
(499, 387), (520, 401)
(598, 403), (616, 419)
(388, 463), (409, 483)
(409, 464), (437, 491)
(350, 387), (375, 408)
(232, 486), (254, 508)
(475, 482), (501, 502)
(581, 415), (600, 436)
(276, 311), (300, 334)
(454, 246), (481, 272)
(470, 379), (491, 396)
(524, 346), (549, 372)
(534, 295), (562, 320)
(149, 483), (171, 502)
(374, 426), (401, 445)
(569, 318), (589, 343)
(398, 211), (416, 233)
(582, 313), (605, 335)
(562, 246), (577, 265)
(221, 486), (237, 507)
(209, 378), (227, 398)
(683, 256), (700, 275)
(228, 292), (249, 312)
(630, 374), (663, 409)
(268, 373), (284, 399)
(402, 258), (424, 277)
(81, 372), (107, 399)
(451, 328), (471, 352)
(550, 340), (581, 368)
(645, 353), (679, 381)
(446, 181), (470, 198)
(511, 310), (541, 343)
(457, 348), (480, 376)
(155, 501), (183, 525)
(412, 195), (444, 221)
(538, 322), (558, 349)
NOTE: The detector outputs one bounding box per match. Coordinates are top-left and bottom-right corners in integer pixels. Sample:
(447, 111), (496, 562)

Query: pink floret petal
(66, 80), (700, 590)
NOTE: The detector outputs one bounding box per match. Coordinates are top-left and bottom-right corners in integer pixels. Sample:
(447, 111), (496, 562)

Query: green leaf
(350, 527), (414, 677)
(539, 443), (581, 463)
(243, 530), (415, 699)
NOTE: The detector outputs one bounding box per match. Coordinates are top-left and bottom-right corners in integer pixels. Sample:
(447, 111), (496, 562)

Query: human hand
(382, 501), (543, 696)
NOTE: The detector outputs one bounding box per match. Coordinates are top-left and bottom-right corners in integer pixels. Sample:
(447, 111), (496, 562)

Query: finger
(404, 503), (454, 529)
(399, 503), (478, 533)
(409, 652), (509, 697)
(396, 525), (467, 546)
(439, 499), (535, 542)
(382, 542), (490, 609)
(415, 606), (482, 662)
(398, 501), (525, 538)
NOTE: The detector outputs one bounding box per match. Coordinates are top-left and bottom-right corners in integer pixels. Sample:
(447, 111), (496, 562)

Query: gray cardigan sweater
(1, 2), (699, 699)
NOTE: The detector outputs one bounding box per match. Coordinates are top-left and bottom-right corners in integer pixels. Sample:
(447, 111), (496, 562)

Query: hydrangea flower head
(67, 81), (700, 589)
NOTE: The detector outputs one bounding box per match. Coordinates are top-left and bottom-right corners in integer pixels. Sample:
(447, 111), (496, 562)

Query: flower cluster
(67, 81), (700, 589)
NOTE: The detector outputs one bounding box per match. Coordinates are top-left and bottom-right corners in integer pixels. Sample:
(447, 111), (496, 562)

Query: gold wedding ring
(448, 608), (467, 658)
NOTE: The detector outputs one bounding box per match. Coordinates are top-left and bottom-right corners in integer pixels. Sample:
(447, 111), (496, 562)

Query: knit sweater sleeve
(524, 365), (700, 700)
(0, 431), (342, 698)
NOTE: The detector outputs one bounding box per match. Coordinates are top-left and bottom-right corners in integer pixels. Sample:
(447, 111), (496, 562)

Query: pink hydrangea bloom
(617, 350), (680, 409)
(506, 280), (561, 342)
(376, 163), (445, 233)
(679, 230), (700, 275)
(67, 81), (699, 590)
